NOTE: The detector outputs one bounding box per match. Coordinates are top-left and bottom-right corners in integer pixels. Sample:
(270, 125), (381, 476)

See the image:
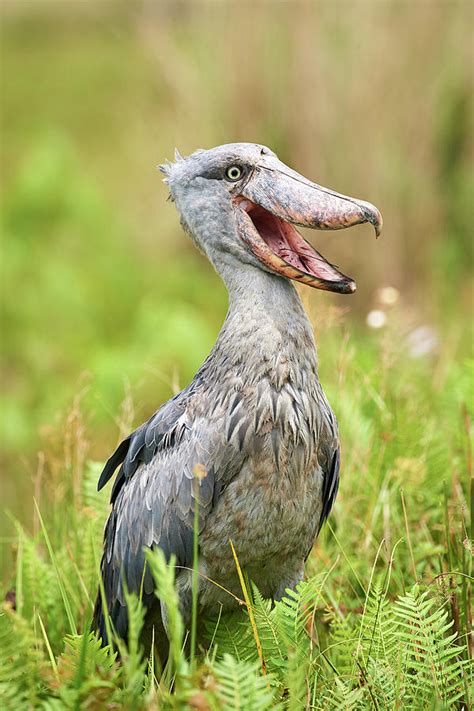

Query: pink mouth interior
(244, 202), (349, 283)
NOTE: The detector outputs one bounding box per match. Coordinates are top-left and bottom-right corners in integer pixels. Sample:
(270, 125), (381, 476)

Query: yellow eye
(225, 165), (243, 181)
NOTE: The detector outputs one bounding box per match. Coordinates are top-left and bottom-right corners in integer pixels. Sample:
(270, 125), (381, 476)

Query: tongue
(281, 222), (346, 281)
(244, 200), (354, 286)
(256, 212), (304, 270)
(253, 206), (349, 283)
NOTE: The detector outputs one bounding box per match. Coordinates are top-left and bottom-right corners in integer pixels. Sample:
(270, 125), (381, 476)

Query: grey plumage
(92, 143), (382, 655)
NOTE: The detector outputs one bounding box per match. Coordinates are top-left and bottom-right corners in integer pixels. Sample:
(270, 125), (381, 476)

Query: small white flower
(377, 286), (400, 306)
(407, 326), (439, 358)
(366, 309), (387, 329)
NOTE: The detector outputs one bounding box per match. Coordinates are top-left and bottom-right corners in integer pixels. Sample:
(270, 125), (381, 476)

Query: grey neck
(209, 257), (318, 378)
(222, 261), (305, 326)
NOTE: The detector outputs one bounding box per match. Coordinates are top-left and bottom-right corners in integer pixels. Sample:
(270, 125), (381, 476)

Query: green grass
(1, 319), (472, 709)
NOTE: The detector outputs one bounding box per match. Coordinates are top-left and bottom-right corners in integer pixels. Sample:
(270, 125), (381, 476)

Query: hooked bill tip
(358, 199), (383, 238)
(369, 207), (383, 238)
(373, 214), (383, 238)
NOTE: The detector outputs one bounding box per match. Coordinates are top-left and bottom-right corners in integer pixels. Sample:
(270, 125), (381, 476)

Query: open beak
(233, 157), (382, 294)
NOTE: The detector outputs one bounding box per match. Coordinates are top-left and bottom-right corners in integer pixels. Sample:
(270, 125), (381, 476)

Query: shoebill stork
(92, 143), (382, 655)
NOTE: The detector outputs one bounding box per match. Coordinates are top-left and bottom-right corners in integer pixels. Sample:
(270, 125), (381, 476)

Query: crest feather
(158, 160), (173, 183)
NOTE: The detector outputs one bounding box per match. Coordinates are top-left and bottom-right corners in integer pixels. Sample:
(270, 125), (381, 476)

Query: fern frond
(14, 523), (66, 650)
(393, 586), (466, 706)
(213, 653), (278, 710)
(251, 587), (288, 674)
(321, 677), (366, 710)
(76, 461), (110, 598)
(284, 646), (311, 710)
(115, 591), (147, 708)
(325, 608), (358, 677)
(81, 460), (109, 516)
(359, 583), (398, 665)
(275, 575), (325, 653)
(207, 610), (256, 664)
(0, 606), (46, 709)
(146, 548), (189, 681)
(53, 632), (120, 708)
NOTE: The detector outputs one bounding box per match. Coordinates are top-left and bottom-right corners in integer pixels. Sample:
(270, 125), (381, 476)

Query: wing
(318, 444), (340, 531)
(316, 404), (340, 534)
(92, 384), (243, 643)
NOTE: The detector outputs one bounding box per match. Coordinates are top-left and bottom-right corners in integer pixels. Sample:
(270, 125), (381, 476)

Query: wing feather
(317, 407), (340, 532)
(93, 385), (243, 644)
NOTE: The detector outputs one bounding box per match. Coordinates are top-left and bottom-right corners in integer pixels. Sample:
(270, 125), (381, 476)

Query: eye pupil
(226, 165), (243, 181)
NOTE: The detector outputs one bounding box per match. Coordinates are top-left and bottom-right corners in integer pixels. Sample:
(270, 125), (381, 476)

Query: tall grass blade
(34, 498), (77, 636)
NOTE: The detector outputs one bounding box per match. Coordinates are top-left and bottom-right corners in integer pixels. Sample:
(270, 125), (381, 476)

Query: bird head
(160, 143), (382, 294)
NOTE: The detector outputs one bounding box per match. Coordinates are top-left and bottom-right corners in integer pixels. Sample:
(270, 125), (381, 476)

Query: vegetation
(1, 320), (472, 708)
(1, 2), (472, 708)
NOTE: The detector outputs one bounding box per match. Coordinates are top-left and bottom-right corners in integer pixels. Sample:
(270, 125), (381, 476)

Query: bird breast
(198, 358), (327, 585)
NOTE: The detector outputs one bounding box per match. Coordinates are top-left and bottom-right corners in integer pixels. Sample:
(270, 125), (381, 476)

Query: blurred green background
(1, 1), (472, 556)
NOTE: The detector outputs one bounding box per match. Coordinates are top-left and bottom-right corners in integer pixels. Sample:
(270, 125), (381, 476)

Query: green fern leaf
(213, 654), (278, 710)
